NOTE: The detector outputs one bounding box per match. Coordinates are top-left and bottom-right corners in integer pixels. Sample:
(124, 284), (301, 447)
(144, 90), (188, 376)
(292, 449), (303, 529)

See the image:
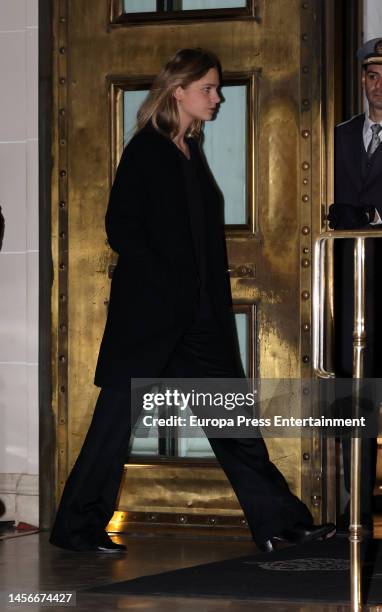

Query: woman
(50, 48), (335, 553)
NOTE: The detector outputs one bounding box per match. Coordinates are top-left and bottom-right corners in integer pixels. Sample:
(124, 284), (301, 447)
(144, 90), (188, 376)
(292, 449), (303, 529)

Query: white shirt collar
(363, 114), (382, 137)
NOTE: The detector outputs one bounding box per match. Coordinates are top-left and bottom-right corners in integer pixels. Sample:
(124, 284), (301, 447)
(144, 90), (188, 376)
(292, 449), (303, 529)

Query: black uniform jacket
(335, 113), (382, 212)
(334, 113), (382, 376)
(94, 125), (241, 389)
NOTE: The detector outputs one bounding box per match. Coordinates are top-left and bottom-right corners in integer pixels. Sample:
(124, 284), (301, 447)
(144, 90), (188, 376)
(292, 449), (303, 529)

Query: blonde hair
(136, 48), (221, 139)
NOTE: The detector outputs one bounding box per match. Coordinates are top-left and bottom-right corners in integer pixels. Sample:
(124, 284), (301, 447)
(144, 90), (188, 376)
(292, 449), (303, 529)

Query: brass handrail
(313, 229), (382, 611)
(312, 238), (336, 378)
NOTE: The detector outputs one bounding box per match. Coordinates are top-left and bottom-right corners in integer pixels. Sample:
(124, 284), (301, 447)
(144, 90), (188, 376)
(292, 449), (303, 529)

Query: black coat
(94, 125), (241, 389)
(335, 113), (382, 212)
(334, 113), (382, 376)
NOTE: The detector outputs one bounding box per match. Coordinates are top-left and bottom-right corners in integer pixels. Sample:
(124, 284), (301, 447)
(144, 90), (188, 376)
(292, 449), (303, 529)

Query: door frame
(39, 0), (345, 531)
(39, 0), (55, 531)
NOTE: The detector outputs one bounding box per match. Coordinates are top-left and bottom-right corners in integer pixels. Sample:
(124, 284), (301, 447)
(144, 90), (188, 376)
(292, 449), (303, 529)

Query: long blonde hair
(136, 48), (221, 139)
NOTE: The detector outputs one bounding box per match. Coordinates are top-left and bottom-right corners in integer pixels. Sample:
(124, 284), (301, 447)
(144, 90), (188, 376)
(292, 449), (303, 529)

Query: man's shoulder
(336, 113), (365, 132)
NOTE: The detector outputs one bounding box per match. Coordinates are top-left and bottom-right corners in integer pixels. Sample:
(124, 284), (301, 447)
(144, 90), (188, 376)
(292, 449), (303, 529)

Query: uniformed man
(328, 38), (382, 535)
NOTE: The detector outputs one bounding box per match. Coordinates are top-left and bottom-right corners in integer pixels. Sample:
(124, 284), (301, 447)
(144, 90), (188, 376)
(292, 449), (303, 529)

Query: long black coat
(334, 113), (382, 376)
(94, 125), (241, 389)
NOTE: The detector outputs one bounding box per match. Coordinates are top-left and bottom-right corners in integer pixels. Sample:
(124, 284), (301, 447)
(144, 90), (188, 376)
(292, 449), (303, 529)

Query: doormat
(86, 537), (382, 604)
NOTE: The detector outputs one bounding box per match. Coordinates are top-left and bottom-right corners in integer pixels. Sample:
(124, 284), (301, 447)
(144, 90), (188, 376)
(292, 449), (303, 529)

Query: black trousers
(50, 312), (312, 549)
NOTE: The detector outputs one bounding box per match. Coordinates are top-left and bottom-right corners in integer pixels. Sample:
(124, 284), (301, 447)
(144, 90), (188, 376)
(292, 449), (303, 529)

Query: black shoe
(272, 522), (336, 545)
(96, 534), (127, 553)
(256, 539), (276, 553)
(50, 533), (127, 553)
(94, 542), (127, 553)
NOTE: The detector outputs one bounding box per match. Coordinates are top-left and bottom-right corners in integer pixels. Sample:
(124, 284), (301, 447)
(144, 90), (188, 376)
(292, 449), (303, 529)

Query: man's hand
(327, 203), (376, 230)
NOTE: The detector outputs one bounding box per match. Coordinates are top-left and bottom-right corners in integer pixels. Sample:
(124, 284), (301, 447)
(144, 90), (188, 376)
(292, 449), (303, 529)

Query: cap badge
(374, 40), (382, 55)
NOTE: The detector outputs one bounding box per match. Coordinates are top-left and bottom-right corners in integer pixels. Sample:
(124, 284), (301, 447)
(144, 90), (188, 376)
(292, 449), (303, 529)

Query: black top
(95, 124), (241, 388)
(179, 144), (213, 319)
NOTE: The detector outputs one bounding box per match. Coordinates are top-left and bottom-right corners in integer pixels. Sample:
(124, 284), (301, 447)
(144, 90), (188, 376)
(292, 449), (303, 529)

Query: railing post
(312, 231), (379, 608)
(350, 237), (366, 611)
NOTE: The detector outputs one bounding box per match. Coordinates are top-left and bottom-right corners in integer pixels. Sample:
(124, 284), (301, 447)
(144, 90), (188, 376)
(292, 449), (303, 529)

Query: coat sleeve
(105, 137), (151, 256)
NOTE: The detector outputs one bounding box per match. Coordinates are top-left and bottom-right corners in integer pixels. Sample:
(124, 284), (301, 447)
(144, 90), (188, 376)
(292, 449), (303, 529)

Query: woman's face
(174, 67), (221, 123)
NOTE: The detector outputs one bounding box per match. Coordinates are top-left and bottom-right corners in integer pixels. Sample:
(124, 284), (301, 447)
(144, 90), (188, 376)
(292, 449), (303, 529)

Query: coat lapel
(364, 140), (382, 188)
(188, 138), (223, 225)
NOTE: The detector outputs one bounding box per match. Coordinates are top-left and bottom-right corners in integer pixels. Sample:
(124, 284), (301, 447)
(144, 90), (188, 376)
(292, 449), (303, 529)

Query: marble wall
(0, 0), (39, 527)
(364, 0), (382, 41)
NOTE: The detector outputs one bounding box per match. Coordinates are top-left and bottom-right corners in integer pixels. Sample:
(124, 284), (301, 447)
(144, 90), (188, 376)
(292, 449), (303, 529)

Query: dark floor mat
(86, 536), (382, 604)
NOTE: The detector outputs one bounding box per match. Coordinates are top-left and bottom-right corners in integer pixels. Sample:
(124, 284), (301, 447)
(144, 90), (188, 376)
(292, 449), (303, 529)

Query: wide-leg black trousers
(50, 313), (312, 550)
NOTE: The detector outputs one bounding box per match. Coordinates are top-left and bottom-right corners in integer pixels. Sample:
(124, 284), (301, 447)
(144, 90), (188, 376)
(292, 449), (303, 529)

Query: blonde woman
(50, 48), (335, 553)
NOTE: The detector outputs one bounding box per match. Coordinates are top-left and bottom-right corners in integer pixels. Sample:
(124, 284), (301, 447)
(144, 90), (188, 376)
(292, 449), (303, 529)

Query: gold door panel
(52, 0), (332, 532)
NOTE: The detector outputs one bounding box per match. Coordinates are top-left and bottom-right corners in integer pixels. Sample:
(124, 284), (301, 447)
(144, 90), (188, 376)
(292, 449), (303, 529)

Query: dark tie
(367, 123), (382, 158)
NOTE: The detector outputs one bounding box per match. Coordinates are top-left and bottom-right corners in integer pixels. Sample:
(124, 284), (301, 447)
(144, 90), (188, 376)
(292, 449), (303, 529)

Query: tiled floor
(0, 530), (380, 611)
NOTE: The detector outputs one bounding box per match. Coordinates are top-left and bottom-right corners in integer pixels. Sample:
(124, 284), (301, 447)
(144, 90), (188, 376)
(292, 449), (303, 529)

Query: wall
(0, 0), (39, 527)
(364, 0), (382, 40)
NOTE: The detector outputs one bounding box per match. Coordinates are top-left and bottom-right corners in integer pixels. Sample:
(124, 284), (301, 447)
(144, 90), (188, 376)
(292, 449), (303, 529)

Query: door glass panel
(124, 0), (156, 13)
(123, 0), (246, 13)
(176, 311), (248, 458)
(130, 313), (249, 457)
(183, 0), (245, 7)
(124, 90), (148, 143)
(204, 85), (247, 224)
(235, 312), (248, 373)
(124, 84), (247, 225)
(124, 87), (249, 457)
(129, 427), (159, 455)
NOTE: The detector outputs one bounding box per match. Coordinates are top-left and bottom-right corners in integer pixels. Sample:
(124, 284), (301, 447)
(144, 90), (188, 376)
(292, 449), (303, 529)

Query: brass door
(51, 0), (331, 534)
